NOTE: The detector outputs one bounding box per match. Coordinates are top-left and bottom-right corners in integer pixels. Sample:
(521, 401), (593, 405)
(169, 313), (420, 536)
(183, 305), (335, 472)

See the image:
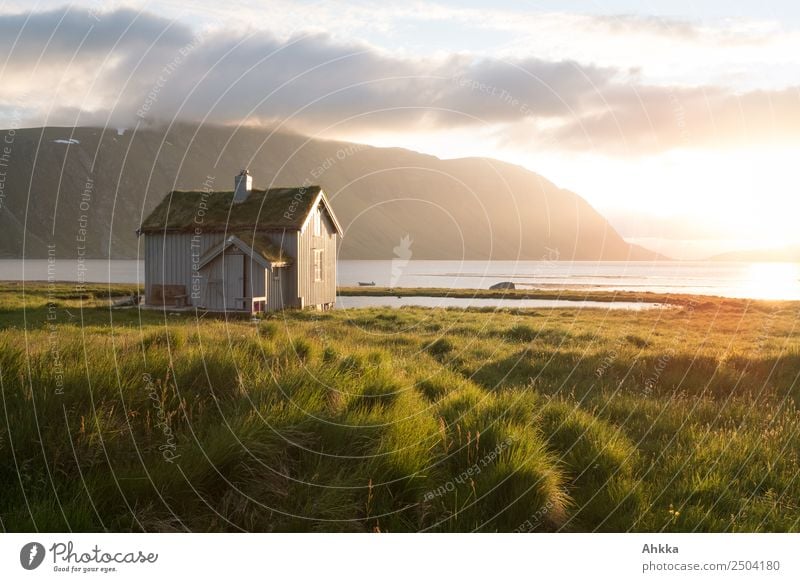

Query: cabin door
(223, 253), (244, 310)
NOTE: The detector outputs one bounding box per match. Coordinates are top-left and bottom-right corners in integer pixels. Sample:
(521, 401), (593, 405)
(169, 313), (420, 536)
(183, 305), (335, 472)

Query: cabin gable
(296, 197), (338, 309)
(140, 175), (340, 313)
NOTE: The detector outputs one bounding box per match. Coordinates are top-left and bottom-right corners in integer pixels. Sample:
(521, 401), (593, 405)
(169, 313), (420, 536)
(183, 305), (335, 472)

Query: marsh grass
(0, 284), (799, 531)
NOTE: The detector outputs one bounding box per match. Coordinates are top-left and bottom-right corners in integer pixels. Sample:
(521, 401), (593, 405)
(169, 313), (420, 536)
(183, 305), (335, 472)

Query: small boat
(358, 281), (376, 286)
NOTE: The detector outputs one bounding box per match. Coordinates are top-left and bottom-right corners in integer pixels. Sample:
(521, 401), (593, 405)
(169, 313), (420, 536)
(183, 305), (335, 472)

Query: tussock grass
(424, 338), (455, 360)
(1, 284), (799, 531)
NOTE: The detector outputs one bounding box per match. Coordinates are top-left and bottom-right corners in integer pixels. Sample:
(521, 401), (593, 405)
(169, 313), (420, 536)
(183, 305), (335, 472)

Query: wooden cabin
(138, 171), (343, 313)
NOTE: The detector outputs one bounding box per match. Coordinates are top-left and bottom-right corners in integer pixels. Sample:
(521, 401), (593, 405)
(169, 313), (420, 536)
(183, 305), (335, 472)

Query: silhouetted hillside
(0, 123), (663, 260)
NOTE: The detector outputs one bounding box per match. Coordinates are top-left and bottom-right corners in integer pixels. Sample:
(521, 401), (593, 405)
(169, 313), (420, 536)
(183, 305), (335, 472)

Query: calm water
(341, 260), (800, 301)
(0, 259), (144, 284)
(1, 259), (798, 301)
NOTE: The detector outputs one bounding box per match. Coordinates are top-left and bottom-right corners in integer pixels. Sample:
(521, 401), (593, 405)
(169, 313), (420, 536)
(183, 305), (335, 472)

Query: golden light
(742, 262), (800, 301)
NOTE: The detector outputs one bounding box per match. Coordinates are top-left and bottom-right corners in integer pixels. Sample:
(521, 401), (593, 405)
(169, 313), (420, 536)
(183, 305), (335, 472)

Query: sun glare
(742, 262), (800, 300)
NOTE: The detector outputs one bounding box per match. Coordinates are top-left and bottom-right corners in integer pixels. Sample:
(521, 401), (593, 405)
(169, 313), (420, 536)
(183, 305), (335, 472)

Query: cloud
(0, 6), (619, 130)
(539, 84), (800, 154)
(1, 5), (798, 155)
(580, 14), (700, 40)
(0, 6), (192, 59)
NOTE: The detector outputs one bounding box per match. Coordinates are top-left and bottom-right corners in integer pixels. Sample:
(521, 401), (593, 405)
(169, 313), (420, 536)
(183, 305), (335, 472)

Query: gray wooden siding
(200, 248), (265, 311)
(223, 251), (244, 310)
(296, 207), (337, 307)
(144, 231), (226, 306)
(264, 229), (298, 306)
(199, 254), (225, 310)
(246, 255), (266, 299)
(145, 214), (336, 311)
(265, 267), (288, 311)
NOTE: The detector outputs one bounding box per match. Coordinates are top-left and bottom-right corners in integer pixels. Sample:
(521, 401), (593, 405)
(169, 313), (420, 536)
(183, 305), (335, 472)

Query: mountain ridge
(0, 123), (665, 261)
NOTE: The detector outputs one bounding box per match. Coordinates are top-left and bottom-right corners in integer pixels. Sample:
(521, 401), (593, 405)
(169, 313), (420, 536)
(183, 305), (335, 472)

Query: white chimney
(233, 169), (252, 203)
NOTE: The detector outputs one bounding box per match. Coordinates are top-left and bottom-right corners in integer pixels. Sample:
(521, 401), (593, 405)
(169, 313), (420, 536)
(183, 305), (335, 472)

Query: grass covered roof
(140, 186), (322, 233)
(235, 231), (291, 265)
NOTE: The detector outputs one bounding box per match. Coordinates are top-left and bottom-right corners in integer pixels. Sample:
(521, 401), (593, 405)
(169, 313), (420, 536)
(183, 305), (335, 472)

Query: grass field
(1, 282), (799, 532)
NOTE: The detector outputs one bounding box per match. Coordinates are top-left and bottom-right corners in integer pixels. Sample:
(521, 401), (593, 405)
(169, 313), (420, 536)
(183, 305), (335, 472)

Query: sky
(1, 0), (798, 259)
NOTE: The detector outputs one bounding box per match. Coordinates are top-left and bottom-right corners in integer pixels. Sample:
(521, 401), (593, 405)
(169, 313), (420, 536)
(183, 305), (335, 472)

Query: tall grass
(0, 285), (799, 531)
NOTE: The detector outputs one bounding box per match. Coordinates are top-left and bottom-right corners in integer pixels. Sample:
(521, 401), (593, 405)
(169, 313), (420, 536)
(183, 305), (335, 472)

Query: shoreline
(1, 281), (797, 310)
(337, 286), (794, 309)
(3, 258), (799, 303)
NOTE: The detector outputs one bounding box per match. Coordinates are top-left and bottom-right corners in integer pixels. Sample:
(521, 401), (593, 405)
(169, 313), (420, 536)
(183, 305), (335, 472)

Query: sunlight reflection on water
(742, 262), (800, 300)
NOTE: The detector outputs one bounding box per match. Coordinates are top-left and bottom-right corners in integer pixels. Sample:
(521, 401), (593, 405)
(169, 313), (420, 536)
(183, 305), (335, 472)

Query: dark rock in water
(112, 293), (142, 307)
(490, 282), (515, 290)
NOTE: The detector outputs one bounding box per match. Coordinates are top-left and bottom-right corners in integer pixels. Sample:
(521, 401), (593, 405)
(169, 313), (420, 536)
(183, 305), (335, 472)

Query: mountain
(0, 123), (663, 261)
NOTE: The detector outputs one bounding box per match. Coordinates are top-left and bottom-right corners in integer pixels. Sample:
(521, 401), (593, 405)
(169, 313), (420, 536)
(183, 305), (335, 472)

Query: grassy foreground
(1, 282), (799, 532)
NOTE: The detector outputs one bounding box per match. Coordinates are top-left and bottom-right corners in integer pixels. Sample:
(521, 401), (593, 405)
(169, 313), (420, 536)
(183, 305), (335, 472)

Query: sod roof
(140, 186), (322, 233)
(236, 231), (290, 265)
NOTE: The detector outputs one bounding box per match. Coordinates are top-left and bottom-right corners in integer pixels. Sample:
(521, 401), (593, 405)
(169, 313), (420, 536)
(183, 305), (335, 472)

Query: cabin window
(273, 268), (280, 281)
(313, 208), (321, 236)
(313, 249), (323, 282)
